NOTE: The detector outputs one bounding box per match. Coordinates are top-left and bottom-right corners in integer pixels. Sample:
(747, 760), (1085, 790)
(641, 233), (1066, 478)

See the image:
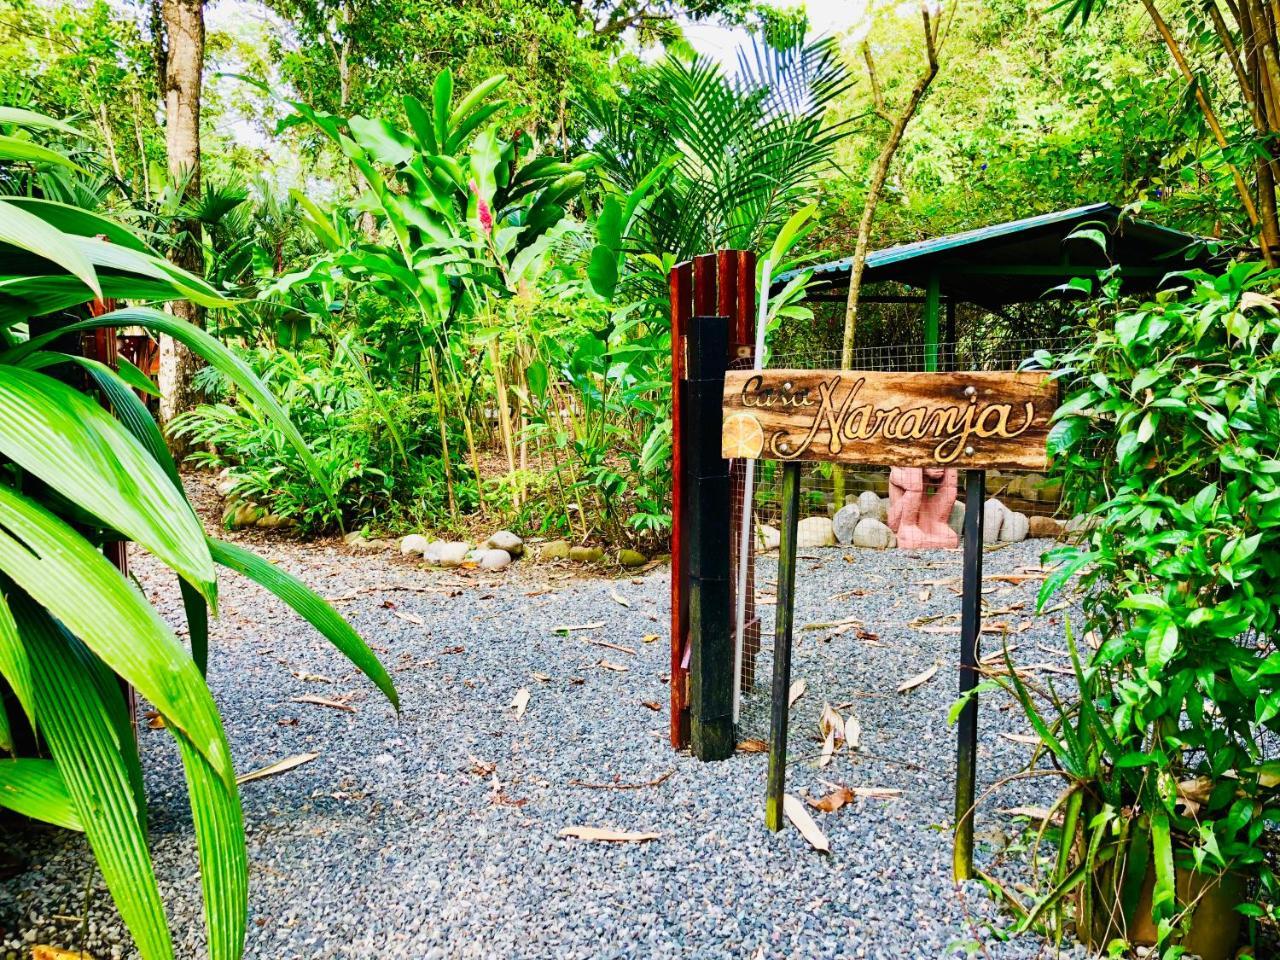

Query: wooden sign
(721, 369), (1056, 470)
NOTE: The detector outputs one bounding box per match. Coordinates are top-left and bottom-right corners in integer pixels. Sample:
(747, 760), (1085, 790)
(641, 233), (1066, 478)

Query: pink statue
(887, 467), (958, 549)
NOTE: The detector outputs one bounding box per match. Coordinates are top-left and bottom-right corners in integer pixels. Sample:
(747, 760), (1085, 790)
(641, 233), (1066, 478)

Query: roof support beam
(923, 273), (940, 372)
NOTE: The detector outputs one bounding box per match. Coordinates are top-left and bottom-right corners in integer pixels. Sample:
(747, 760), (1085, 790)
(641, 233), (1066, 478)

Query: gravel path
(0, 526), (1088, 960)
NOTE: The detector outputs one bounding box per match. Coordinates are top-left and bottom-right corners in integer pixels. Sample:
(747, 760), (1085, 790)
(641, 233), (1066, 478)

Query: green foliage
(173, 338), (473, 533)
(0, 110), (395, 960)
(1019, 263), (1280, 953)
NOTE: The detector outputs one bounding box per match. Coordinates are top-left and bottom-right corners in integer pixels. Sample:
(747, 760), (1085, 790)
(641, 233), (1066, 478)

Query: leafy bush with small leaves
(1028, 262), (1280, 953)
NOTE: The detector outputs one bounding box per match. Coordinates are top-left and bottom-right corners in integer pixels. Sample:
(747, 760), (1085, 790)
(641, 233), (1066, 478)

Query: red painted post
(670, 261), (693, 749)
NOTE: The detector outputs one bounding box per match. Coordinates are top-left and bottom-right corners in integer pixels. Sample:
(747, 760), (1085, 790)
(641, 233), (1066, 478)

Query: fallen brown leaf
(788, 678), (807, 708)
(998, 805), (1057, 822)
(897, 663), (939, 694)
(33, 947), (93, 960)
(393, 610), (424, 625)
(597, 659), (629, 672)
(807, 786), (855, 813)
(783, 794), (830, 852)
(531, 672), (552, 682)
(641, 700), (661, 711)
(290, 695), (355, 713)
(844, 714), (862, 751)
(143, 710), (165, 730)
(849, 786), (902, 800)
(559, 826), (660, 843)
(510, 687), (530, 719)
(236, 752), (319, 785)
(555, 622), (605, 633)
(999, 732), (1042, 746)
(737, 738), (769, 753)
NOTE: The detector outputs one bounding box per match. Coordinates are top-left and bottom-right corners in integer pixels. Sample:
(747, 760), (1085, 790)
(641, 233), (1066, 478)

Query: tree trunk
(159, 0), (205, 457)
(835, 6), (943, 507)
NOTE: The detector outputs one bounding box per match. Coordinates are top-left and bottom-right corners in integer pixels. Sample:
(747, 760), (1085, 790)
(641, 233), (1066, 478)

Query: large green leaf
(0, 198), (100, 298)
(0, 107), (85, 137)
(2, 197), (154, 252)
(19, 353), (210, 672)
(15, 595), (174, 960)
(0, 365), (216, 605)
(0, 485), (234, 786)
(0, 757), (82, 830)
(0, 590), (35, 739)
(172, 725), (247, 960)
(208, 538), (399, 710)
(0, 134), (85, 172)
(5, 308), (326, 493)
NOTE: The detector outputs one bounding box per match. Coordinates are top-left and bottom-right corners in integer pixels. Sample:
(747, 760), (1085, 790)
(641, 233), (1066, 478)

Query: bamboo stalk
(1142, 0), (1266, 243)
(490, 338), (520, 507)
(427, 350), (458, 520)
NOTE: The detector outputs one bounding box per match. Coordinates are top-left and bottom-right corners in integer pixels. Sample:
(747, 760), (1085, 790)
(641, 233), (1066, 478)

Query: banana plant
(0, 108), (397, 960)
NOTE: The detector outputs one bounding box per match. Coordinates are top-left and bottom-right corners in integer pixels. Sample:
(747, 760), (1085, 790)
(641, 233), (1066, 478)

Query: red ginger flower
(469, 179), (493, 235)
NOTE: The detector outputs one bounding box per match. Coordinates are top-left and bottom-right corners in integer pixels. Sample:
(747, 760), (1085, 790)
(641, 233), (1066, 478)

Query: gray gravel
(0, 530), (1088, 960)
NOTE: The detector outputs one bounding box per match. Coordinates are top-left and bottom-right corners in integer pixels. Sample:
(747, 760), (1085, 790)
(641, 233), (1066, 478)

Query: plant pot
(1087, 862), (1244, 960)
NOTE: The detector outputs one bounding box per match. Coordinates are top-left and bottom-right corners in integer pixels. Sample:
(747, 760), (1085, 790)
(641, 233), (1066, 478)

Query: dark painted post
(953, 467), (986, 880)
(686, 315), (734, 761)
(765, 460), (801, 830)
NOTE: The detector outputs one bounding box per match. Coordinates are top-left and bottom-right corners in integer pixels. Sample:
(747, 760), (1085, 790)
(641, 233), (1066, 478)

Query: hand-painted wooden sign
(721, 369), (1057, 470)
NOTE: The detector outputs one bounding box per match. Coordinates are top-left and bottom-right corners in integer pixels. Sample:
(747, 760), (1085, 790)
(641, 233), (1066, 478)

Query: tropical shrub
(0, 109), (396, 959)
(174, 337), (471, 533)
(992, 263), (1280, 954)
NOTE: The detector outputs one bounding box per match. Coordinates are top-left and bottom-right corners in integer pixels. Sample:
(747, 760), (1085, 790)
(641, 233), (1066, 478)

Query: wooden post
(686, 315), (734, 761)
(953, 467), (985, 880)
(764, 461), (801, 830)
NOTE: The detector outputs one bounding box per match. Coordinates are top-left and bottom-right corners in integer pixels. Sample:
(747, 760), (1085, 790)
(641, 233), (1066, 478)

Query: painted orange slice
(722, 412), (765, 459)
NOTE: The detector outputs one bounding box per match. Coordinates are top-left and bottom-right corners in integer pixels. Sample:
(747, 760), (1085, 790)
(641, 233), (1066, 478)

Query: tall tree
(158, 0), (206, 449)
(839, 0), (954, 368)
(1061, 0), (1279, 263)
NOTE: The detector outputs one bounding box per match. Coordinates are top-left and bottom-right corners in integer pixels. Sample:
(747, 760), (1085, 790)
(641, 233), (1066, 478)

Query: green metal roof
(774, 202), (1225, 307)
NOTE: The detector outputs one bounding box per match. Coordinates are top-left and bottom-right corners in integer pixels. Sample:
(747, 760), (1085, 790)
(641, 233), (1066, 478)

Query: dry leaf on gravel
(292, 671), (334, 684)
(609, 588), (631, 608)
(559, 826), (660, 843)
(393, 610), (424, 625)
(641, 633), (659, 644)
(555, 622), (604, 633)
(737, 738), (769, 753)
(999, 732), (1041, 746)
(510, 688), (530, 719)
(783, 794), (830, 852)
(819, 727), (835, 767)
(844, 715), (862, 751)
(788, 679), (807, 708)
(531, 672), (552, 682)
(641, 700), (661, 711)
(999, 805), (1057, 823)
(897, 664), (939, 694)
(290, 695), (355, 713)
(143, 710), (165, 730)
(33, 947), (93, 960)
(236, 752), (318, 785)
(597, 659), (630, 672)
(807, 786), (855, 813)
(850, 787), (902, 800)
